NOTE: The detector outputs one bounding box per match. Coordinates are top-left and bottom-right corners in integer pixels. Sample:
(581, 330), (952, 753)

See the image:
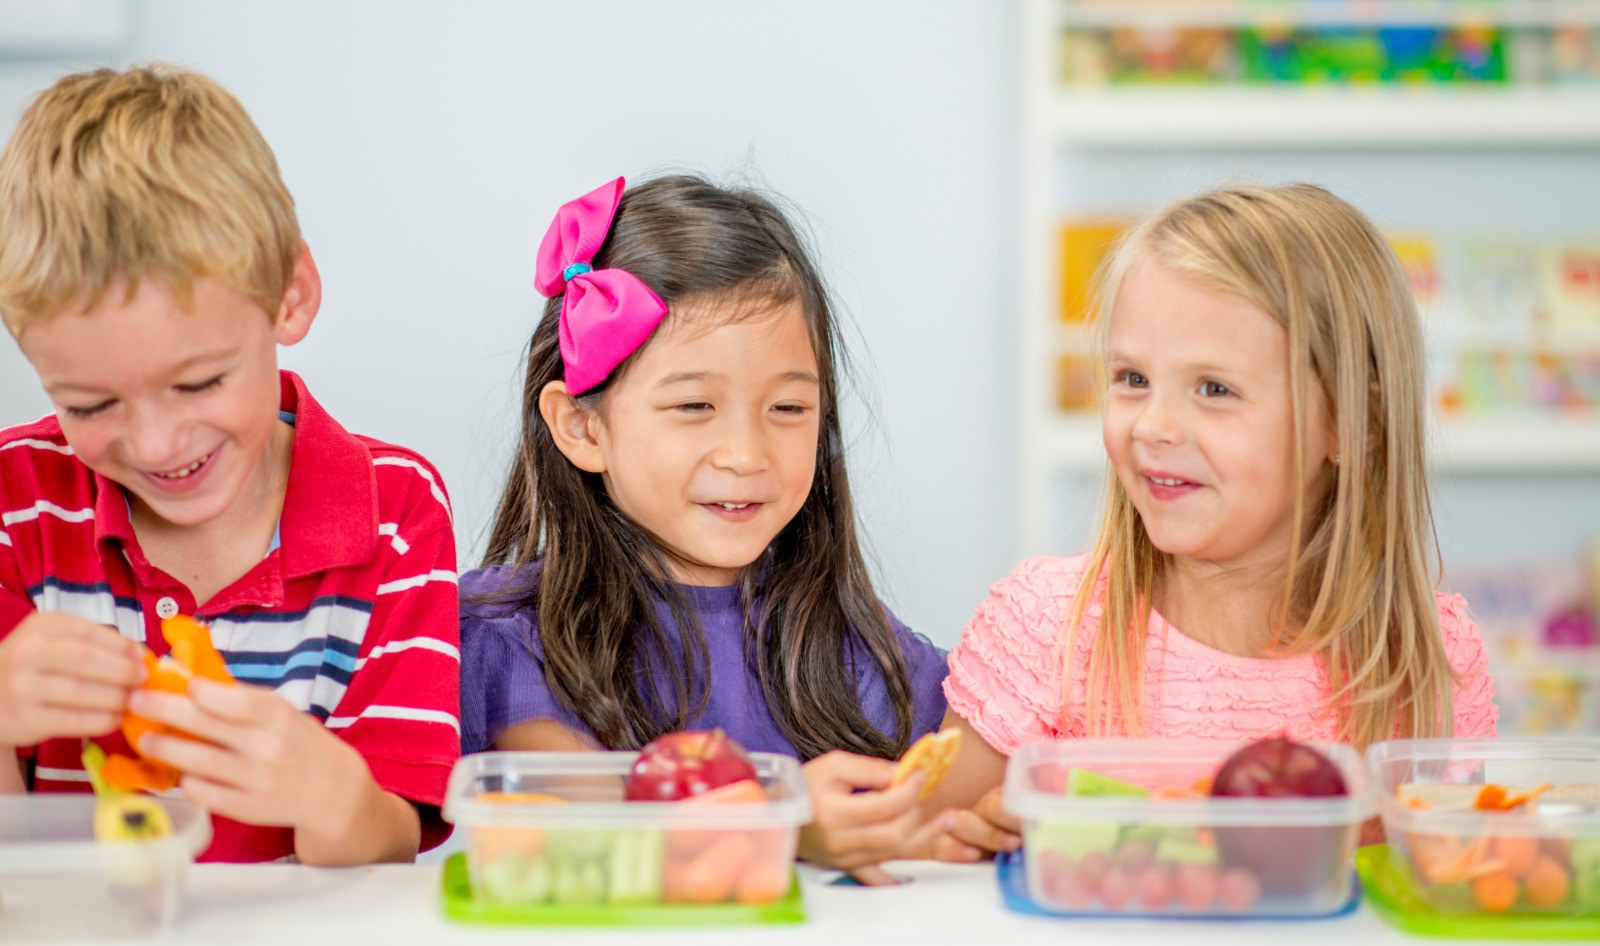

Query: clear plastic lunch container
(1367, 737), (1600, 918)
(442, 751), (812, 912)
(1003, 739), (1375, 918)
(0, 794), (211, 940)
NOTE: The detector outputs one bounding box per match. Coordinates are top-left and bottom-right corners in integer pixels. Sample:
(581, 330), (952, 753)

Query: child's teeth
(156, 456), (207, 479)
(718, 503), (749, 510)
(1152, 477), (1183, 486)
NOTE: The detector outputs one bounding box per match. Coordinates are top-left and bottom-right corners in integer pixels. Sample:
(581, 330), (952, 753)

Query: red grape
(1134, 864), (1176, 910)
(1176, 863), (1220, 911)
(1113, 837), (1156, 873)
(1219, 868), (1263, 912)
(1099, 869), (1135, 910)
(1051, 865), (1098, 909)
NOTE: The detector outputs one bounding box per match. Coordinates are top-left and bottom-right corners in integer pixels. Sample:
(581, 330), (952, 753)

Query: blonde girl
(924, 183), (1497, 859)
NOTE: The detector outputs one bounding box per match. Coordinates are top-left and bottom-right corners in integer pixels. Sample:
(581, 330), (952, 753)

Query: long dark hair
(482, 174), (914, 760)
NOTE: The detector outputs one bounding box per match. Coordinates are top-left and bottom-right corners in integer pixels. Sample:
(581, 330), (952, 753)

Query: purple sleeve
(854, 602), (950, 746)
(458, 567), (591, 754)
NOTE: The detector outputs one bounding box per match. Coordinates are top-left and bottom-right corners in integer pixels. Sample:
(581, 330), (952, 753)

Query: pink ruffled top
(945, 554), (1499, 755)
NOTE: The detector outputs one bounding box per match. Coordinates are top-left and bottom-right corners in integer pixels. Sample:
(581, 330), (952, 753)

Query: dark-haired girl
(460, 176), (951, 881)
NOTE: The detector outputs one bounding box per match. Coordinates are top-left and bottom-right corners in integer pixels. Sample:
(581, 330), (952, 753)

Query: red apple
(1211, 736), (1348, 799)
(1210, 737), (1350, 900)
(625, 729), (759, 802)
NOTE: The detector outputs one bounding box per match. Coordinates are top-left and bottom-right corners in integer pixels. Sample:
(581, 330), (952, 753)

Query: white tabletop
(11, 859), (1442, 946)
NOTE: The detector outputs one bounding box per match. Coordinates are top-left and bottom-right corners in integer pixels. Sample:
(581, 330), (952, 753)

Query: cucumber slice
(607, 829), (664, 905)
(1064, 768), (1149, 798)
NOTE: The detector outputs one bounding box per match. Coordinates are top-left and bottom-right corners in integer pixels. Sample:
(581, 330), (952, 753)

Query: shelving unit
(1019, 0), (1600, 556)
(1047, 86), (1600, 148)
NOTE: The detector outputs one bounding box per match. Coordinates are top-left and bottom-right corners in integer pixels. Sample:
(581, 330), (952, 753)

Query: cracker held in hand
(890, 729), (962, 798)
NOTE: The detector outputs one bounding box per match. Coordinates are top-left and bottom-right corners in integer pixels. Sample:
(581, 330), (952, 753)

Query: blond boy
(0, 65), (460, 864)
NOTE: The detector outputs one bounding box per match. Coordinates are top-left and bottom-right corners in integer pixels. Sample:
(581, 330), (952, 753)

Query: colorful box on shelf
(1001, 739), (1375, 918)
(0, 794), (211, 940)
(440, 751), (811, 926)
(1367, 737), (1600, 922)
(1055, 2), (1600, 87)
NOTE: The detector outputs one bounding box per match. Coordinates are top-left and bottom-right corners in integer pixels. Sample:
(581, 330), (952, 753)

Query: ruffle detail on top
(946, 555), (1500, 753)
(945, 556), (1090, 755)
(1437, 592), (1499, 738)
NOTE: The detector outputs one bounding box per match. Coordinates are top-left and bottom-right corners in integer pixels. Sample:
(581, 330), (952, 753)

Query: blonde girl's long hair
(1065, 183), (1456, 750)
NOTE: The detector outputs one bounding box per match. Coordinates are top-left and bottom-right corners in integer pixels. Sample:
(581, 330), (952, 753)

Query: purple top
(459, 565), (949, 757)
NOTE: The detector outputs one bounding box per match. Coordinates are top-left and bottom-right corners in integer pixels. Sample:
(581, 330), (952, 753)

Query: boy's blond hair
(0, 63), (300, 335)
(1067, 183), (1456, 750)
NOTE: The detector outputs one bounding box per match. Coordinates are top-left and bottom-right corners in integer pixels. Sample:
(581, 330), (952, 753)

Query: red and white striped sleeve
(324, 448), (461, 845)
(0, 423), (55, 637)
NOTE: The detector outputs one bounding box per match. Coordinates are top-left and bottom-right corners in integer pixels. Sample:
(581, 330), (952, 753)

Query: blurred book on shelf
(1056, 353), (1100, 412)
(1057, 1), (1600, 87)
(1389, 233), (1444, 322)
(1056, 221), (1126, 412)
(1541, 241), (1600, 327)
(1059, 219), (1128, 324)
(1446, 551), (1600, 737)
(1053, 217), (1600, 418)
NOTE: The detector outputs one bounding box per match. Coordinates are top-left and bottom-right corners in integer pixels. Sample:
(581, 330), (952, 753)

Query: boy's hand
(796, 750), (957, 886)
(0, 612), (144, 746)
(925, 784), (1021, 863)
(130, 677), (375, 838)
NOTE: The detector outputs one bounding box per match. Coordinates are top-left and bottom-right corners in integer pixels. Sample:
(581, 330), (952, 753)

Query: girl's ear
(539, 381), (606, 473)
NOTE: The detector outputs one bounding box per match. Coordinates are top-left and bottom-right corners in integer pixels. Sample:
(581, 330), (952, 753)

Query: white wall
(0, 1), (1020, 647)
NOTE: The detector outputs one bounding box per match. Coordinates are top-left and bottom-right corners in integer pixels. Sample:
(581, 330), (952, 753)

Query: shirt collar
(92, 370), (377, 579)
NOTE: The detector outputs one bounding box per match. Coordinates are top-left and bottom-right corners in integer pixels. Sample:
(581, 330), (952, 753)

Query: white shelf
(1038, 414), (1600, 475)
(1433, 416), (1600, 472)
(1049, 87), (1600, 149)
(1038, 416), (1105, 474)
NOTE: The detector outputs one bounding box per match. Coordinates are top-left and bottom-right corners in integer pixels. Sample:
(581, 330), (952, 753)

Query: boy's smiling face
(15, 259), (316, 534)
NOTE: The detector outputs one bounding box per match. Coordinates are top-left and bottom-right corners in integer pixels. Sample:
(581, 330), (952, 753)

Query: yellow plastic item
(82, 743), (173, 842)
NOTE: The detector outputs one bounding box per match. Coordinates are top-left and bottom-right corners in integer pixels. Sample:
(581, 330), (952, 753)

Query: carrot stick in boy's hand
(130, 676), (420, 865)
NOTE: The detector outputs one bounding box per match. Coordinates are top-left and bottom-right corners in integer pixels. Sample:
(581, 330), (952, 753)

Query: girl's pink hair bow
(534, 177), (668, 395)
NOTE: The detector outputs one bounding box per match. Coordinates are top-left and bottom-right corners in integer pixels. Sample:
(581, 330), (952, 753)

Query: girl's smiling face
(573, 297), (822, 586)
(1103, 260), (1336, 573)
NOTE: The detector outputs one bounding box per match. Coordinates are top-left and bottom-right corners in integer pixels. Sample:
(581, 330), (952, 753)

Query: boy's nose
(123, 408), (191, 470)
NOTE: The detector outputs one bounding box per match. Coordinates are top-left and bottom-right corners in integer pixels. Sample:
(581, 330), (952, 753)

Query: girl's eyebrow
(653, 370), (820, 388)
(1106, 350), (1245, 377)
(654, 370), (718, 388)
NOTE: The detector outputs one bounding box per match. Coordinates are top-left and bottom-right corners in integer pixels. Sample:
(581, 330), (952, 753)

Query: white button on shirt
(155, 596), (179, 619)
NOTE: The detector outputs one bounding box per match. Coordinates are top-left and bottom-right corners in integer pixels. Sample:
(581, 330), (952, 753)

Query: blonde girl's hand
(912, 711), (1020, 862)
(0, 611), (144, 747)
(796, 750), (958, 885)
(926, 784), (1021, 862)
(130, 677), (419, 864)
